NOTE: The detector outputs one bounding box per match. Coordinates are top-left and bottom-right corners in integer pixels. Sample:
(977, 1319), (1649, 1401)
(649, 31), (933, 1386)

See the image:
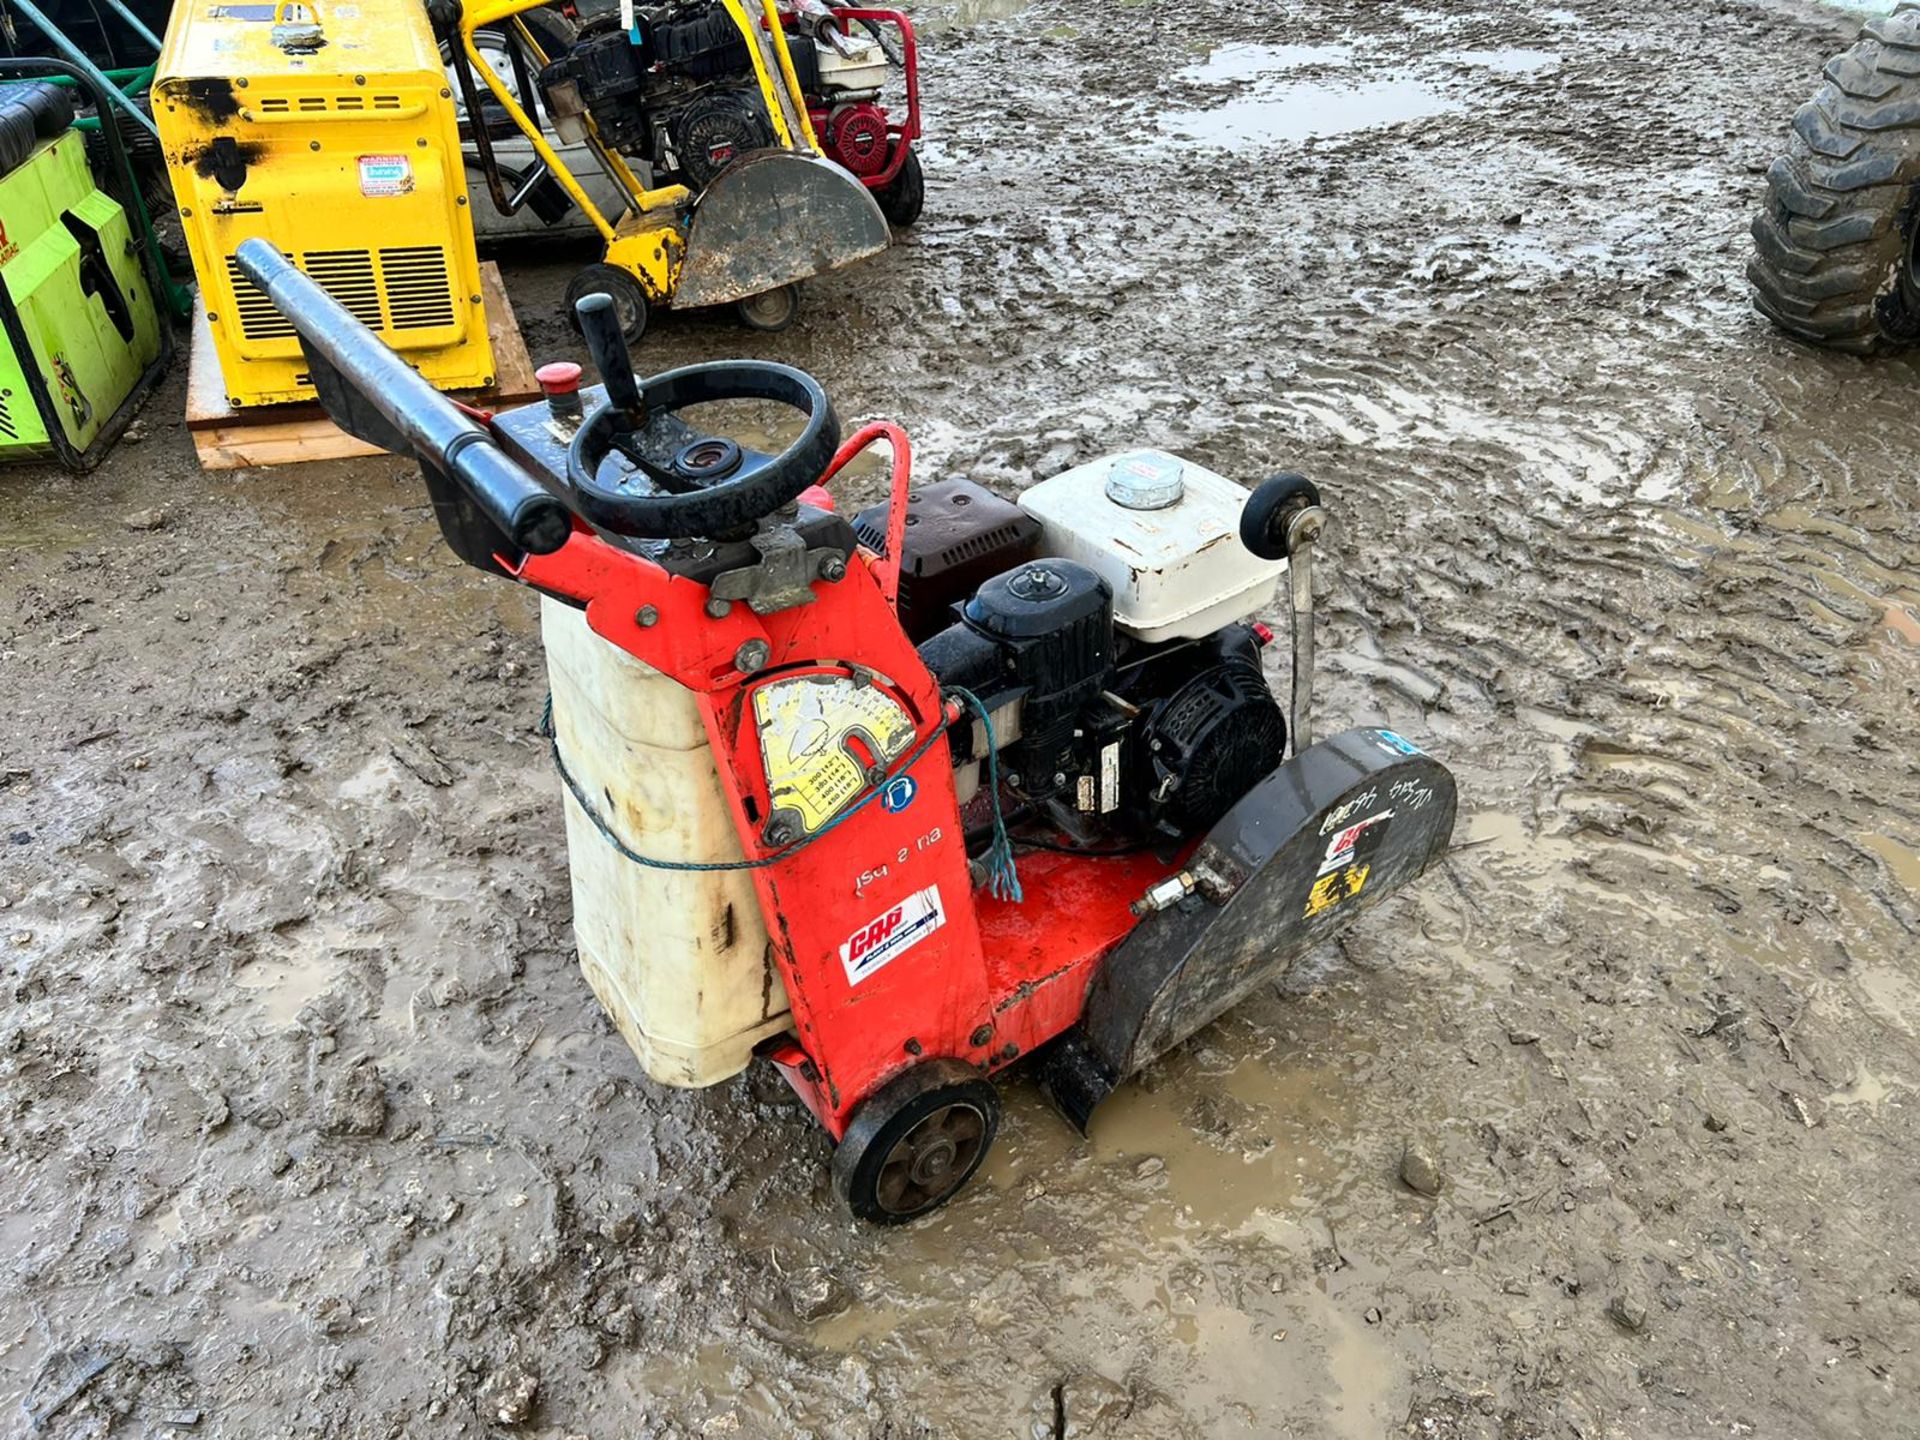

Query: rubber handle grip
(576, 293), (645, 418)
(444, 434), (573, 554)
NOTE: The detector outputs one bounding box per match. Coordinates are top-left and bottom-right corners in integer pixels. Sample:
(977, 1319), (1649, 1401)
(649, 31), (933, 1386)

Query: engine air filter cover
(853, 479), (1041, 641)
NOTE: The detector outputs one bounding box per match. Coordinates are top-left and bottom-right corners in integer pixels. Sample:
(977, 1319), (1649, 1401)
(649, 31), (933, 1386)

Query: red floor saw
(237, 239), (1457, 1224)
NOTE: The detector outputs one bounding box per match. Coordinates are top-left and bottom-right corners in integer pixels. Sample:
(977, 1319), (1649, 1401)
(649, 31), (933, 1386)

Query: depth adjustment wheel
(565, 290), (840, 540)
(566, 263), (649, 348)
(832, 1059), (1001, 1224)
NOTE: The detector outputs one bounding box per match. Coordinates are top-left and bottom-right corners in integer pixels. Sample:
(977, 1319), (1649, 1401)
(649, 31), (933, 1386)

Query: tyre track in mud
(3, 0), (1918, 1436)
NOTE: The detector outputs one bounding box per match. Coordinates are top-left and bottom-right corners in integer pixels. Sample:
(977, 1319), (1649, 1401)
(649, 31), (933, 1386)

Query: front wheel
(831, 1060), (999, 1224)
(874, 146), (925, 229)
(565, 263), (649, 347)
(1749, 7), (1920, 352)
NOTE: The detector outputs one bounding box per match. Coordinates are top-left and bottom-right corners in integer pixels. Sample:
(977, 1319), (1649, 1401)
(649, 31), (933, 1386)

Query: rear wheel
(832, 1060), (999, 1224)
(874, 145), (925, 229)
(736, 284), (800, 333)
(565, 263), (649, 347)
(1749, 7), (1920, 352)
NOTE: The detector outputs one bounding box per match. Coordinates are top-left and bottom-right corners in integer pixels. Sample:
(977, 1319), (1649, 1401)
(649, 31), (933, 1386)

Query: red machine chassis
(789, 7), (921, 190)
(513, 425), (1177, 1138)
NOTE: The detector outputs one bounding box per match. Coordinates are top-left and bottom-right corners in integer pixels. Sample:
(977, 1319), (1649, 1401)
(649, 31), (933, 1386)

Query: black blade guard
(673, 150), (891, 308)
(1040, 727), (1458, 1132)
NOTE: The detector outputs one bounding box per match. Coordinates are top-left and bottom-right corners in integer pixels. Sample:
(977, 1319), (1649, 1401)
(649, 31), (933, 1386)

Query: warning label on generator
(357, 154), (414, 197)
(840, 885), (945, 986)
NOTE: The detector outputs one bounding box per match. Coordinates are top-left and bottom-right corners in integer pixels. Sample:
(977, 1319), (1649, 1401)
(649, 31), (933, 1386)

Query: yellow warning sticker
(754, 675), (917, 836)
(1305, 864), (1370, 918)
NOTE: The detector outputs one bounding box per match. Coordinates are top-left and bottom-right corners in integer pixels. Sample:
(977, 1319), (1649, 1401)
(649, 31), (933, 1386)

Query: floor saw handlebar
(233, 238), (571, 555)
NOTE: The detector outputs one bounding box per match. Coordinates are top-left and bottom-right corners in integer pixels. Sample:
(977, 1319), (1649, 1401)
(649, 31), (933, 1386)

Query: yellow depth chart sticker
(753, 674), (918, 836)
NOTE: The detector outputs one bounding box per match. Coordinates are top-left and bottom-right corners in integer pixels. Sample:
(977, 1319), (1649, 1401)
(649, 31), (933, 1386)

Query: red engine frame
(785, 7), (922, 190)
(511, 425), (1177, 1138)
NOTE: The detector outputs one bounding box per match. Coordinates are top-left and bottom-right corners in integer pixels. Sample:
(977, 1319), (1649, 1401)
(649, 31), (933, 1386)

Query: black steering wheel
(564, 296), (839, 540)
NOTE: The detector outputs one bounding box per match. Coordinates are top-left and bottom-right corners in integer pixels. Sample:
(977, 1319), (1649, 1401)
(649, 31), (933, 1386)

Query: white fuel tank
(1018, 450), (1287, 643)
(541, 598), (790, 1087)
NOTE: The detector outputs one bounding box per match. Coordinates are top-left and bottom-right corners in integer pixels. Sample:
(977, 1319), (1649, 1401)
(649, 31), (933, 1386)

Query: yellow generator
(154, 1), (494, 408)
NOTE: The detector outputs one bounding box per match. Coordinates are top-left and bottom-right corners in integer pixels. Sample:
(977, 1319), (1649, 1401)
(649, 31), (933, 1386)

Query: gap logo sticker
(841, 885), (946, 985)
(881, 775), (918, 814)
(1319, 810), (1394, 876)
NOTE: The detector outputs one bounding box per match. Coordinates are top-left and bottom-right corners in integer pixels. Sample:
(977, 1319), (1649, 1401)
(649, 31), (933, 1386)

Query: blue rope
(945, 686), (1023, 903)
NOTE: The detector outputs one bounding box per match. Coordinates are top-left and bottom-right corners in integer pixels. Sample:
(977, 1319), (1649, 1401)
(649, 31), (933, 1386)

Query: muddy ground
(5, 0), (1919, 1435)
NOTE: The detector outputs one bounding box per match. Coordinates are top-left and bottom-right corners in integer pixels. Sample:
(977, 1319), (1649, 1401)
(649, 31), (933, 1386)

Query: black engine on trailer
(537, 3), (822, 189)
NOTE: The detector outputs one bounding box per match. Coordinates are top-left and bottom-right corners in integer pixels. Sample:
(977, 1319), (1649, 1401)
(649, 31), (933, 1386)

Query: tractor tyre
(1750, 6), (1920, 352)
(874, 146), (925, 229)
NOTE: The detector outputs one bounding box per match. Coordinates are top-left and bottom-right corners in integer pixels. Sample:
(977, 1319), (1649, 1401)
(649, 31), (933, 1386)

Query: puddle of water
(1858, 831), (1920, 897)
(1183, 42), (1357, 80)
(920, 0), (1031, 33)
(233, 953), (345, 1030)
(1162, 77), (1457, 148)
(1459, 809), (1673, 902)
(337, 754), (405, 803)
(1436, 48), (1561, 74)
(1853, 961), (1920, 1036)
(1080, 1048), (1358, 1230)
(613, 1342), (785, 1431)
(233, 916), (386, 1030)
(1827, 1068), (1906, 1110)
(1160, 41), (1569, 150)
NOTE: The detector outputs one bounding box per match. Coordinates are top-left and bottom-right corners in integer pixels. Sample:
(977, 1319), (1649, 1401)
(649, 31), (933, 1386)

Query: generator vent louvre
(225, 247), (458, 342)
(379, 247), (456, 330)
(256, 94), (400, 114)
(0, 391), (16, 441)
(226, 253), (296, 341)
(302, 249), (382, 329)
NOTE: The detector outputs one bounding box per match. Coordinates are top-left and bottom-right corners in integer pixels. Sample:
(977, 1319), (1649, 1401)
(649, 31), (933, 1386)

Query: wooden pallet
(186, 261), (539, 471)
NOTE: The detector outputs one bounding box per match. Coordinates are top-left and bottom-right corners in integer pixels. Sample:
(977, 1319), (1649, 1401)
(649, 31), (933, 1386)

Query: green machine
(0, 62), (168, 471)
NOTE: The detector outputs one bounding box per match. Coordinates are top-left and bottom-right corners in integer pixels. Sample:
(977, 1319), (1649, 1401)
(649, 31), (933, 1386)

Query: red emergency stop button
(537, 361), (584, 419)
(537, 361), (583, 395)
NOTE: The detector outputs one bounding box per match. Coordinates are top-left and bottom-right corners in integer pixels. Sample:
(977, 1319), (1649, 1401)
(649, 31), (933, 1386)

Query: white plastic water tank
(1017, 450), (1288, 643)
(541, 598), (791, 1088)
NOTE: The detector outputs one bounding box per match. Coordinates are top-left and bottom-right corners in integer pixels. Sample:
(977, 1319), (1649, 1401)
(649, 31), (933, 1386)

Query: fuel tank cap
(1105, 452), (1186, 511)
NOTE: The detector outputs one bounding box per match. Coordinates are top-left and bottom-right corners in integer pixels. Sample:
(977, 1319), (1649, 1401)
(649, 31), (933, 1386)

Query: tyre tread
(1751, 22), (1920, 350)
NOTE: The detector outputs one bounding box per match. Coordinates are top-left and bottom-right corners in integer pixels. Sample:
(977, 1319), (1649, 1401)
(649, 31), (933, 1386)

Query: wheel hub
(872, 1101), (986, 1217)
(908, 1135), (957, 1185)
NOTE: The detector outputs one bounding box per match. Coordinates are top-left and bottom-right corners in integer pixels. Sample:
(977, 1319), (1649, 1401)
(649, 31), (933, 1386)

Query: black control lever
(576, 293), (646, 427)
(234, 239), (570, 555)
